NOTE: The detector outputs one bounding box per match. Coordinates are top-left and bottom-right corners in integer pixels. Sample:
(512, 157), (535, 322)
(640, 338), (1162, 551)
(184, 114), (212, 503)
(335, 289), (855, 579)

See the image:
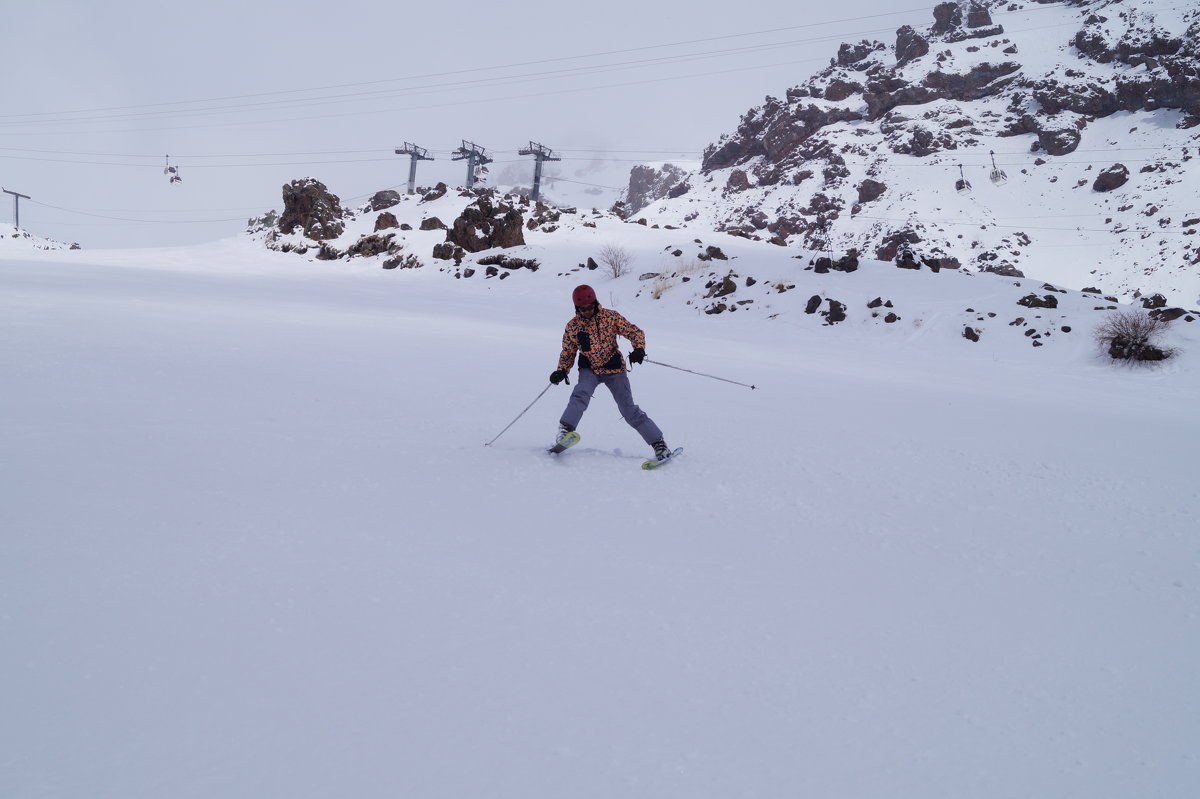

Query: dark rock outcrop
(865, 62), (1019, 120)
(445, 193), (526, 253)
(932, 2), (963, 36)
(824, 78), (864, 102)
(347, 233), (398, 258)
(1093, 164), (1130, 192)
(432, 242), (465, 263)
(922, 62), (1022, 100)
(896, 26), (930, 67)
(837, 40), (885, 67)
(857, 179), (887, 204)
(626, 163), (690, 214)
(822, 299), (848, 324)
(1018, 293), (1059, 309)
(421, 182), (448, 203)
(367, 190), (401, 211)
(704, 104), (864, 172)
(877, 230), (923, 263)
(1035, 127), (1083, 156)
(966, 2), (992, 29)
(278, 178), (346, 241)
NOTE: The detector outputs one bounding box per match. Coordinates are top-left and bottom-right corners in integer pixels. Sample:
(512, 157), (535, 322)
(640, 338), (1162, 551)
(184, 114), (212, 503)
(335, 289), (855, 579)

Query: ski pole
(484, 383), (553, 446)
(644, 358), (757, 390)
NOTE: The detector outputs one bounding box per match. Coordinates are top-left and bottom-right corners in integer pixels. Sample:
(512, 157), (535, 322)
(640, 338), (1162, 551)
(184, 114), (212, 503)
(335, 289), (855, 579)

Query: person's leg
(602, 372), (664, 445)
(559, 369), (599, 431)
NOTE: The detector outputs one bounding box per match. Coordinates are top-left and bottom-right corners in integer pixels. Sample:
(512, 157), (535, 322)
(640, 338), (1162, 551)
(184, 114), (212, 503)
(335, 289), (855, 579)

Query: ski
(641, 446), (684, 470)
(547, 431), (581, 455)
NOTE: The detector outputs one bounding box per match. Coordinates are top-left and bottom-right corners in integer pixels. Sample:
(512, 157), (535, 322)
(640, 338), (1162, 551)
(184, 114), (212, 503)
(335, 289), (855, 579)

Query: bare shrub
(1094, 309), (1174, 362)
(651, 277), (674, 299)
(672, 258), (707, 278)
(597, 243), (634, 278)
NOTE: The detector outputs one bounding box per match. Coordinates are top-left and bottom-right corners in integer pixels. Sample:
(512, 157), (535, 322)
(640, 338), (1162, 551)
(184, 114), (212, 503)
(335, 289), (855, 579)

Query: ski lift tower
(452, 140), (493, 190)
(3, 187), (30, 230)
(395, 142), (435, 195)
(518, 141), (561, 203)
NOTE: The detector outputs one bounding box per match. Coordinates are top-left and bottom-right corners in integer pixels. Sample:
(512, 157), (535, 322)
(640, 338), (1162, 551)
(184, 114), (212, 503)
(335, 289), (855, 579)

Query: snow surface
(2, 216), (1198, 798)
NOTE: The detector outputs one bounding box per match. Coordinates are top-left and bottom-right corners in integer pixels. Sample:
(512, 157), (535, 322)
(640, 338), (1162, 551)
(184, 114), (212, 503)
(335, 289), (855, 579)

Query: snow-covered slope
(246, 181), (1200, 361)
(1, 223), (78, 252)
(2, 218), (1198, 798)
(626, 0), (1200, 305)
(3, 3), (1198, 794)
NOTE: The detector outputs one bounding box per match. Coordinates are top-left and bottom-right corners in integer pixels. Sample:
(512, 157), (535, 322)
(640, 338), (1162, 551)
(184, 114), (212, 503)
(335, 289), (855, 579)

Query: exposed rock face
(639, 0), (1197, 296)
(896, 26), (930, 67)
(278, 178), (346, 241)
(966, 2), (992, 29)
(1093, 164), (1131, 192)
(626, 163), (691, 215)
(1028, 11), (1200, 118)
(824, 78), (864, 102)
(704, 103), (865, 172)
(374, 212), (399, 231)
(445, 193), (526, 253)
(347, 233), (399, 258)
(876, 230), (922, 263)
(864, 61), (1020, 120)
(837, 40), (885, 67)
(931, 2), (963, 36)
(1036, 126), (1083, 156)
(857, 179), (887, 204)
(726, 169), (751, 192)
(1018, 293), (1059, 309)
(432, 242), (465, 263)
(367, 190), (401, 211)
(921, 61), (1022, 101)
(421, 183), (449, 203)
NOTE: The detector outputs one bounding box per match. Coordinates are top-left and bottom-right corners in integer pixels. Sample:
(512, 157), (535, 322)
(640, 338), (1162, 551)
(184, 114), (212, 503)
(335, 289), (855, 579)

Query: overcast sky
(3, 0), (939, 248)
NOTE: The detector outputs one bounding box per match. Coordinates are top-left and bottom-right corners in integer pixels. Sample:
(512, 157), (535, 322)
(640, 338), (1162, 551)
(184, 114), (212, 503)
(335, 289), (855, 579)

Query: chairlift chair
(989, 150), (1008, 186)
(164, 155), (182, 184)
(955, 164), (972, 195)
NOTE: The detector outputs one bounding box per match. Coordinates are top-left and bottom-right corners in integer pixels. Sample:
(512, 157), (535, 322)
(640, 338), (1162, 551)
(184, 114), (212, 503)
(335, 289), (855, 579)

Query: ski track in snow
(1, 242), (1198, 799)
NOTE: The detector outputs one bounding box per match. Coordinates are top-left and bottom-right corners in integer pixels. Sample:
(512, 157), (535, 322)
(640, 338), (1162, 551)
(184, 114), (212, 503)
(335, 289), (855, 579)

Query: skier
(550, 284), (672, 462)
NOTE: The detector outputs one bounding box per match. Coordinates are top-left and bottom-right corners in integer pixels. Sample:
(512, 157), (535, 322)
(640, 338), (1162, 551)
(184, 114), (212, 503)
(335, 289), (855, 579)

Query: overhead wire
(0, 7), (940, 123)
(8, 0), (1168, 127)
(0, 3), (1139, 136)
(7, 4), (1197, 235)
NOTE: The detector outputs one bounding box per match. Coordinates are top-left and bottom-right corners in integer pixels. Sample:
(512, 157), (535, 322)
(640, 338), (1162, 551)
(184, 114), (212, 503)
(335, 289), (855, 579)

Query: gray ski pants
(560, 369), (663, 445)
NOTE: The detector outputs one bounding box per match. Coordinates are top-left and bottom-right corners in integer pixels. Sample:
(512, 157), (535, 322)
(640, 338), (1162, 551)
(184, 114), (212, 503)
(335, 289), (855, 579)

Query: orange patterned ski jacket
(557, 306), (646, 376)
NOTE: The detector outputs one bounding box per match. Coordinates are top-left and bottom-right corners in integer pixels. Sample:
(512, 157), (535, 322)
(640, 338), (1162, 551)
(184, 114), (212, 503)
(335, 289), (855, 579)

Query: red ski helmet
(572, 284), (597, 307)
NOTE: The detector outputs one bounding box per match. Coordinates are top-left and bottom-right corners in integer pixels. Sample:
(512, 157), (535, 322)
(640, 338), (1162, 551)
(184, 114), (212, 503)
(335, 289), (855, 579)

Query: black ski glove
(629, 347), (646, 366)
(550, 370), (569, 385)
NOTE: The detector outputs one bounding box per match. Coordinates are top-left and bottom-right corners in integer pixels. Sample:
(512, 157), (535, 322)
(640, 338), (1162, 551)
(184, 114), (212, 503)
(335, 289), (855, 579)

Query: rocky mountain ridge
(244, 168), (1197, 368)
(626, 0), (1200, 305)
(241, 0), (1198, 363)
